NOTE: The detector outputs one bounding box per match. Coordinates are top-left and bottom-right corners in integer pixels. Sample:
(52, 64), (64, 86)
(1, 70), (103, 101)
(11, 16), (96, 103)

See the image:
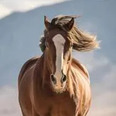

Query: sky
(0, 0), (116, 116)
(0, 0), (67, 19)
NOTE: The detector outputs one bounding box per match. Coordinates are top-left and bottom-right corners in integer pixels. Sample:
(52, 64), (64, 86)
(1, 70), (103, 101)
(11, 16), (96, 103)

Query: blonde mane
(67, 58), (91, 116)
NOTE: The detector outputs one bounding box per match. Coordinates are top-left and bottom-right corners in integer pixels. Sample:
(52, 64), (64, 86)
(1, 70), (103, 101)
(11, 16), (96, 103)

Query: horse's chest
(36, 91), (76, 116)
(51, 100), (76, 116)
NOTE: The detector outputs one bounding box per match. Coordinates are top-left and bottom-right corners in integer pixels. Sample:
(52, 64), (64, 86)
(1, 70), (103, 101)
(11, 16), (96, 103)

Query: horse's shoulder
(71, 58), (89, 78)
(18, 56), (39, 83)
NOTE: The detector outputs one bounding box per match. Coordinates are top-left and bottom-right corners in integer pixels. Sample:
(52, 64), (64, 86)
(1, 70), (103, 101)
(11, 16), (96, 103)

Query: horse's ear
(64, 18), (74, 31)
(44, 16), (51, 30)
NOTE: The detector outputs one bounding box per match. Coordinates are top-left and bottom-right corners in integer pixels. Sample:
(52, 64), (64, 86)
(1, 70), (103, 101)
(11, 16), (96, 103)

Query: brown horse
(18, 15), (99, 116)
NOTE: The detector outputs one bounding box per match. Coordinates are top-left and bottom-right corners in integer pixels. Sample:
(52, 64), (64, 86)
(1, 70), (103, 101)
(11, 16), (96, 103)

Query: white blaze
(53, 34), (65, 78)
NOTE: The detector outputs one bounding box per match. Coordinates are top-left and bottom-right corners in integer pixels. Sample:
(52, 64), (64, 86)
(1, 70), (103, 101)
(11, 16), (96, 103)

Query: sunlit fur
(18, 15), (99, 116)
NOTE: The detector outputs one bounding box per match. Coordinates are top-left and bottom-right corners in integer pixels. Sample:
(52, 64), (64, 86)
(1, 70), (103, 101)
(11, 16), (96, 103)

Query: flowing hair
(39, 15), (99, 52)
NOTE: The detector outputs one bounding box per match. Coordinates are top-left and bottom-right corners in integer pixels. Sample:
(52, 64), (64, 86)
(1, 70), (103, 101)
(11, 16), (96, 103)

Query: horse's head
(42, 16), (74, 93)
(40, 15), (99, 93)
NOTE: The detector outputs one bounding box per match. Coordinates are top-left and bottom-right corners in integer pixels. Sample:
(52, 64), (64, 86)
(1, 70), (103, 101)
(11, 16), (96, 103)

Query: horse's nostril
(61, 75), (66, 83)
(51, 74), (56, 84)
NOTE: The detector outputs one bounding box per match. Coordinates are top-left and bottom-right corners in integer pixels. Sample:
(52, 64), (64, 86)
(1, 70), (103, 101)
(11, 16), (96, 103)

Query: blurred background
(0, 0), (116, 116)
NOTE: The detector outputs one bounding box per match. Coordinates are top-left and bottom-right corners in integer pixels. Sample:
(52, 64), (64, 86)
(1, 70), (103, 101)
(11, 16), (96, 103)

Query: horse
(18, 15), (99, 116)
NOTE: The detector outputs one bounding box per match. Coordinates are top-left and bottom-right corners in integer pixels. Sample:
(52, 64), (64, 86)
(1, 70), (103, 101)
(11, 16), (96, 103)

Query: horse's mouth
(52, 86), (67, 94)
